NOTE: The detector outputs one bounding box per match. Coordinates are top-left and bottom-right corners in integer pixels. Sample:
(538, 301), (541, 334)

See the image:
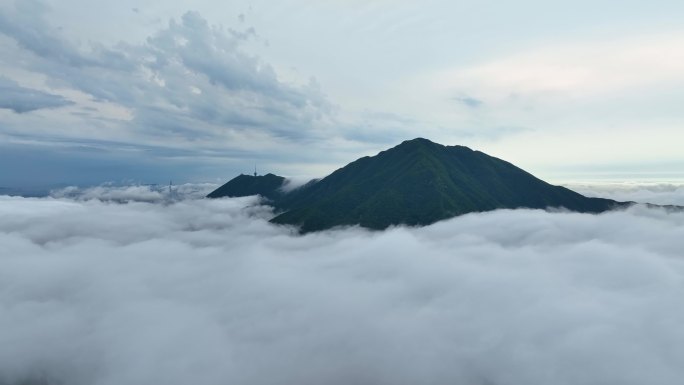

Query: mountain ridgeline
(208, 138), (626, 232)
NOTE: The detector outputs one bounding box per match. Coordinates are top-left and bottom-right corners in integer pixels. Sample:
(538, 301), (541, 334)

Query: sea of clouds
(2, 183), (684, 385)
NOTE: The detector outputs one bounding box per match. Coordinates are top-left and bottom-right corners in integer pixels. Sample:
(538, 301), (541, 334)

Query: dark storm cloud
(0, 77), (73, 113)
(1, 186), (684, 384)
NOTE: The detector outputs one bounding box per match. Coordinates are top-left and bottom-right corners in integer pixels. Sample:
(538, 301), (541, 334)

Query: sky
(1, 0), (684, 189)
(5, 3), (684, 380)
(5, 4), (684, 382)
(2, 184), (684, 384)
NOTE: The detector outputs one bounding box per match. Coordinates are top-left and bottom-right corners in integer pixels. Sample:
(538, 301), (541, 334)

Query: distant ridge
(208, 138), (628, 232)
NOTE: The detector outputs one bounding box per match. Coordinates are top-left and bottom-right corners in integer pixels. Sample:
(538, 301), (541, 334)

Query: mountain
(208, 138), (626, 232)
(206, 173), (285, 201)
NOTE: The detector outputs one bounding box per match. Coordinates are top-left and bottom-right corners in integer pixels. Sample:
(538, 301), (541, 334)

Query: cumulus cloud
(0, 77), (74, 113)
(0, 1), (332, 149)
(2, 185), (684, 384)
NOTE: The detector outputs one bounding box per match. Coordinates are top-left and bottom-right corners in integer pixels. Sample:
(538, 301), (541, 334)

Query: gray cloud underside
(1, 186), (684, 385)
(0, 76), (73, 113)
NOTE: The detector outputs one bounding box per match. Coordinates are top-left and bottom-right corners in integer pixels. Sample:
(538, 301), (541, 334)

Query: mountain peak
(402, 137), (435, 145)
(395, 137), (440, 149)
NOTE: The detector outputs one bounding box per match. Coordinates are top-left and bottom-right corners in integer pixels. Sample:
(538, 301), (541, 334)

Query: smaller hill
(206, 173), (285, 201)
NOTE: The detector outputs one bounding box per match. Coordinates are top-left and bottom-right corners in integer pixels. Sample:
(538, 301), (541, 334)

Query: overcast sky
(1, 0), (684, 188)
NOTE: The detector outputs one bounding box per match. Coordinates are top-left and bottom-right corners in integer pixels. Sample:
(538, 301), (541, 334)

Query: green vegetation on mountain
(208, 138), (626, 232)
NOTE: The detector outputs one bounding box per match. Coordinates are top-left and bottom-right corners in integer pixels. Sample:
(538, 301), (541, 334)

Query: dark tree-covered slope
(270, 138), (624, 232)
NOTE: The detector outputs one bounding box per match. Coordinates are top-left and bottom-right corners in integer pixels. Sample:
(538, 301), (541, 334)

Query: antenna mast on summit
(254, 165), (257, 177)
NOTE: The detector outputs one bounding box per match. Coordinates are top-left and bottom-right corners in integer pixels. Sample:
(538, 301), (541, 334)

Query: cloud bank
(2, 186), (684, 385)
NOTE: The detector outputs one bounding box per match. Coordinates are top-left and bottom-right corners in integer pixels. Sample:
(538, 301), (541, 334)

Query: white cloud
(0, 3), (333, 152)
(1, 186), (684, 384)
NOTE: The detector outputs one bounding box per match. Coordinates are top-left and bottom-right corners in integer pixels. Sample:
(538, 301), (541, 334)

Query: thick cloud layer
(2, 187), (684, 385)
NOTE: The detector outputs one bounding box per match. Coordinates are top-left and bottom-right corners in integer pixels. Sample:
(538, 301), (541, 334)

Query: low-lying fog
(1, 182), (684, 385)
